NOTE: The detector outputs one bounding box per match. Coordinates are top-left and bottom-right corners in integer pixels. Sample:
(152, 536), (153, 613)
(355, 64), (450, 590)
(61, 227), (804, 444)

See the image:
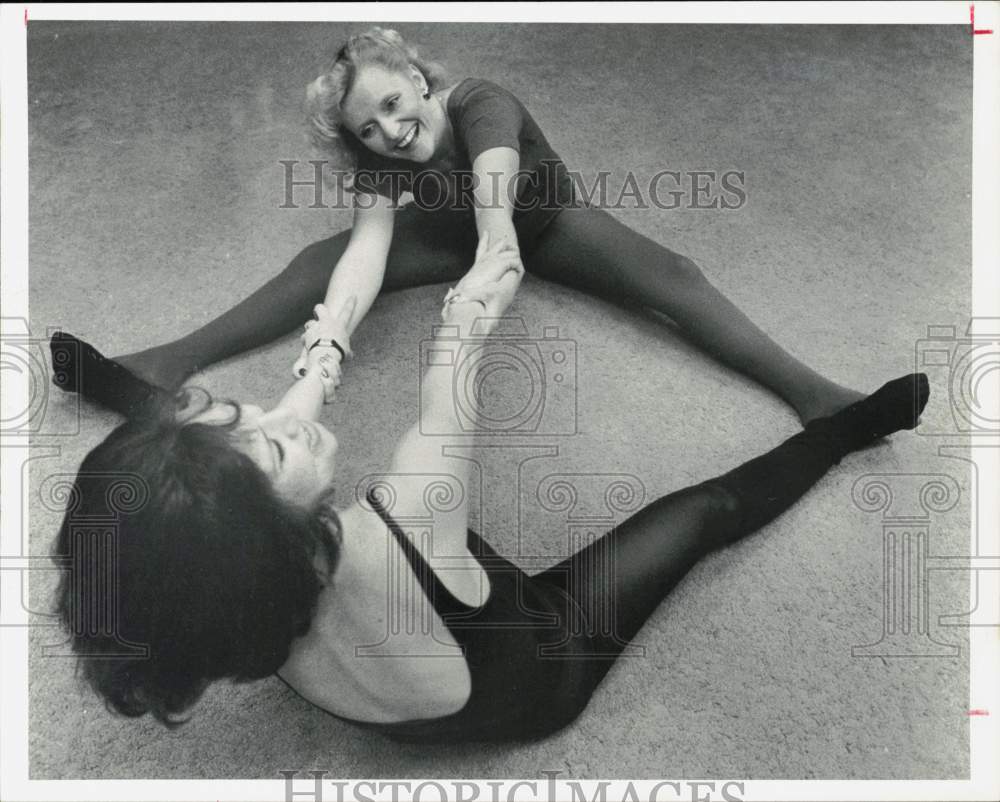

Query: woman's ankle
(115, 344), (195, 391)
(789, 379), (866, 426)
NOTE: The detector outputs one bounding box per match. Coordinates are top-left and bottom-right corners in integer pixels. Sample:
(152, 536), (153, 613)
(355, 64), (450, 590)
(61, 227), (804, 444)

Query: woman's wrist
(307, 343), (344, 367)
(441, 299), (486, 332)
(310, 356), (340, 378)
(307, 338), (348, 361)
(444, 298), (486, 317)
(442, 287), (487, 313)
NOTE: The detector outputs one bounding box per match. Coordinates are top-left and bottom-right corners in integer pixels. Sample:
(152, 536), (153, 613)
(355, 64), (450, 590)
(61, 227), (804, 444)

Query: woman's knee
(698, 481), (744, 546)
(653, 481), (742, 547)
(665, 252), (707, 285)
(290, 231), (350, 273)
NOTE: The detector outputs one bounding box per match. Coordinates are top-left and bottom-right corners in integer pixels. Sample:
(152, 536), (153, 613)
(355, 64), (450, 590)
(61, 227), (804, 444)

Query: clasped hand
(290, 233), (519, 398)
(292, 295), (357, 402)
(441, 232), (523, 329)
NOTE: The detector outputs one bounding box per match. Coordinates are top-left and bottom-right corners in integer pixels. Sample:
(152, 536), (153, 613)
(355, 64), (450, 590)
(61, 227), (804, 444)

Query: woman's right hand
(292, 295), (357, 382)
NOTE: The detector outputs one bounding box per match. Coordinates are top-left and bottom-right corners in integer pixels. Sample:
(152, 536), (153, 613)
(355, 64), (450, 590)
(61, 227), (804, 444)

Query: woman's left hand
(441, 241), (522, 333)
(312, 352), (343, 404)
(293, 296), (357, 381)
(453, 231), (523, 298)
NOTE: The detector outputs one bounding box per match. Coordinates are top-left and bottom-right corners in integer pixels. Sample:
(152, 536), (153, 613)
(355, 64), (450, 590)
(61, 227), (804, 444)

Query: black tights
(118, 202), (858, 423)
(534, 373), (928, 687)
(130, 205), (479, 378)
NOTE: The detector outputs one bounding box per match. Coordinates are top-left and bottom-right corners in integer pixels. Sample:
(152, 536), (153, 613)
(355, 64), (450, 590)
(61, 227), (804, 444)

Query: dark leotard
(328, 496), (601, 743)
(355, 78), (576, 250)
(312, 395), (893, 743)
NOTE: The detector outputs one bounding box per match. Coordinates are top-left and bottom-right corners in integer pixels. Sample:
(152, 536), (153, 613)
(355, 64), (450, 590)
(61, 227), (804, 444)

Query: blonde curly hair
(306, 27), (450, 170)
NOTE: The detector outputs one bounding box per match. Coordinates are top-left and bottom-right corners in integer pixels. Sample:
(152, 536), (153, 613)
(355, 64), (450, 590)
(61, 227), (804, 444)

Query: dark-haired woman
(54, 26), (863, 425)
(55, 235), (930, 738)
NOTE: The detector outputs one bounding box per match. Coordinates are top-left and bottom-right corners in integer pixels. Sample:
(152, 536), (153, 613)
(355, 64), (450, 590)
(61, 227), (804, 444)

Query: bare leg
(524, 205), (864, 424)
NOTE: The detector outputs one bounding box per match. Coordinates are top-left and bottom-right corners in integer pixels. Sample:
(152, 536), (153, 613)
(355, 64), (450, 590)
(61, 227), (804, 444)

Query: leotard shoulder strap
(365, 489), (479, 618)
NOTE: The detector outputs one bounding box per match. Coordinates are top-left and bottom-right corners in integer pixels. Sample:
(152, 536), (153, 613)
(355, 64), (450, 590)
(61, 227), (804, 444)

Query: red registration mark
(971, 4), (994, 34)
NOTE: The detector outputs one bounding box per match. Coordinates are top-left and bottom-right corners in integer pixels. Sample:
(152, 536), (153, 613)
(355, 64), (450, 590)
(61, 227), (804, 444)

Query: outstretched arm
(344, 235), (523, 554)
(292, 191), (396, 380)
(280, 296), (358, 421)
(472, 146), (521, 249)
(449, 147), (525, 298)
(322, 191), (396, 336)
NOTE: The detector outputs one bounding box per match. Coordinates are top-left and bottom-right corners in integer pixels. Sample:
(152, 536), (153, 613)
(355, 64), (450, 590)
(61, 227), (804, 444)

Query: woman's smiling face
(340, 64), (442, 162)
(232, 404), (339, 508)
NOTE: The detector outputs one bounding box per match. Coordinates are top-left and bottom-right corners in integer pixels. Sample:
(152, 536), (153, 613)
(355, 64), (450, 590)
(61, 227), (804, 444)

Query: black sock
(50, 332), (170, 418)
(711, 373), (929, 537)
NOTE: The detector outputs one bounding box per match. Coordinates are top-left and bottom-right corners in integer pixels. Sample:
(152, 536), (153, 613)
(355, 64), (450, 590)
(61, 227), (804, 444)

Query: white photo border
(2, 3), (997, 801)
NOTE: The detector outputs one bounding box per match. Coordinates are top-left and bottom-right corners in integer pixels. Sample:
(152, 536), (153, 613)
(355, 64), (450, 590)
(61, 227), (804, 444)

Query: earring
(422, 90), (431, 99)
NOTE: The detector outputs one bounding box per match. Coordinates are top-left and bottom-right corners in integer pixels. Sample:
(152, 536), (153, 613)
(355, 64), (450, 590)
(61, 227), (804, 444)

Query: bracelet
(308, 337), (347, 361)
(443, 292), (486, 310)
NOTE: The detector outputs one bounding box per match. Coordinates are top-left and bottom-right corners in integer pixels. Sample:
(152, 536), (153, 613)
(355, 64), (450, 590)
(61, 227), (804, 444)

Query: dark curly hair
(52, 389), (341, 727)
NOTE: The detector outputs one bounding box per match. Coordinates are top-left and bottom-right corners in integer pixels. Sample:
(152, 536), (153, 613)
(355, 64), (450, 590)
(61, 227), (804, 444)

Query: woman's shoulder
(446, 77), (523, 108)
(336, 499), (491, 608)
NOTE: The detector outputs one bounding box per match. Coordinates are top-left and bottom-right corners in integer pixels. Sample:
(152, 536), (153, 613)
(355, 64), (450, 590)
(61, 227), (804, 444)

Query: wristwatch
(307, 337), (347, 361)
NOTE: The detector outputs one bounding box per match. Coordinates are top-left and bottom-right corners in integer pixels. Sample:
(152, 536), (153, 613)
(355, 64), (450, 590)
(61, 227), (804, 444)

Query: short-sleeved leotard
(354, 78), (576, 248)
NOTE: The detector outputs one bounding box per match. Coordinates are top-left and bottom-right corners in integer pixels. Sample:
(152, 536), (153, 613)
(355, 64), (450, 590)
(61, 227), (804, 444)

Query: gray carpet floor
(26, 22), (972, 780)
